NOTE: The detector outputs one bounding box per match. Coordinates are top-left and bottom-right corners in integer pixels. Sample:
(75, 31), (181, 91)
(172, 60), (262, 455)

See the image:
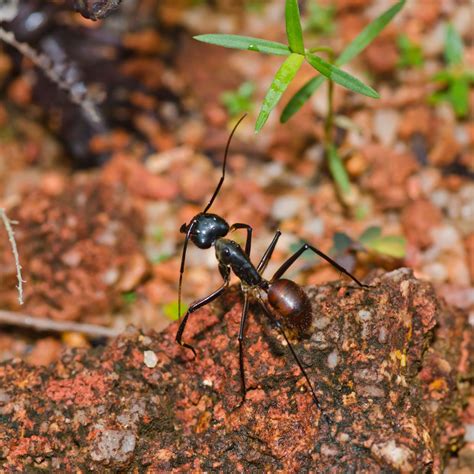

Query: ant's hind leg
(271, 242), (368, 288)
(176, 280), (229, 357)
(235, 292), (250, 408)
(256, 300), (327, 419)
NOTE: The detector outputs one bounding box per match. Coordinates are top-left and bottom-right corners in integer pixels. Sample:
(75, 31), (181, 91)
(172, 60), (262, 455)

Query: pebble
(303, 217), (325, 238)
(90, 430), (136, 463)
(143, 350), (158, 368)
(373, 109), (400, 147)
(271, 194), (305, 221)
(327, 350), (338, 369)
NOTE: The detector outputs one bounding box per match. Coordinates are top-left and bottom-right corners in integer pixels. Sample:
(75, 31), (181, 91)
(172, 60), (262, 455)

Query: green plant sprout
(163, 301), (188, 321)
(429, 24), (473, 118)
(305, 1), (335, 36)
(195, 0), (405, 202)
(332, 226), (407, 259)
(221, 81), (255, 116)
(397, 34), (424, 69)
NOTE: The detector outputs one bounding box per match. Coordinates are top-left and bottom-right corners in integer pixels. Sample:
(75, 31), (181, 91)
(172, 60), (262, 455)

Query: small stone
(271, 194), (305, 221)
(144, 350), (158, 368)
(327, 350), (339, 369)
(373, 109), (399, 147)
(90, 430), (136, 463)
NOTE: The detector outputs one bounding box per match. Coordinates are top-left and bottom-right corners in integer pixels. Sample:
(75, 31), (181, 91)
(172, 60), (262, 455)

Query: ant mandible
(176, 115), (367, 415)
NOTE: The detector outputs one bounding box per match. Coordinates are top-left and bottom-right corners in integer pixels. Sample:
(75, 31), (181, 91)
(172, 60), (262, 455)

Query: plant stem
(322, 50), (353, 204)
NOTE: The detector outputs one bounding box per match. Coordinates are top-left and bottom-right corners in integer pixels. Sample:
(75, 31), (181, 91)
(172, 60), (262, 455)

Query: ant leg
(230, 223), (253, 256)
(271, 243), (367, 288)
(256, 230), (282, 274)
(236, 292), (250, 407)
(176, 279), (229, 357)
(256, 300), (326, 416)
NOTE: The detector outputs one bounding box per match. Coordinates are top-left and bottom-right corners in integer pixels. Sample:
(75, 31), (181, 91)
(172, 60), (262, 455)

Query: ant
(176, 115), (367, 416)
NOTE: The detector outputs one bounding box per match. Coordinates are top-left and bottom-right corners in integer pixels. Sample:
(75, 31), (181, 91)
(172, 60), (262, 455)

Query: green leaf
(194, 34), (291, 56)
(305, 54), (379, 98)
(365, 235), (407, 258)
(305, 2), (335, 35)
(280, 1), (404, 122)
(280, 76), (325, 123)
(255, 53), (304, 132)
(432, 70), (452, 82)
(332, 232), (354, 254)
(397, 34), (424, 68)
(221, 81), (255, 116)
(122, 292), (137, 304)
(445, 24), (464, 66)
(285, 0), (304, 54)
(327, 145), (351, 196)
(449, 77), (469, 117)
(359, 226), (382, 244)
(163, 301), (188, 321)
(336, 0), (406, 66)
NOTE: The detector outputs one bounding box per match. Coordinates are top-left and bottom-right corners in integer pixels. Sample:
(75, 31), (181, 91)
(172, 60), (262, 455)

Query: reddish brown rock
(0, 269), (469, 471)
(0, 175), (146, 322)
(401, 199), (443, 249)
(363, 145), (419, 209)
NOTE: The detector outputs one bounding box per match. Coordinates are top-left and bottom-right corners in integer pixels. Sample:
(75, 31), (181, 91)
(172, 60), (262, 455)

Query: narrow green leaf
(280, 1), (404, 122)
(285, 0), (304, 54)
(432, 70), (452, 82)
(306, 54), (379, 98)
(194, 34), (291, 56)
(337, 0), (405, 66)
(333, 232), (354, 254)
(449, 77), (469, 117)
(445, 24), (464, 66)
(327, 145), (351, 196)
(365, 236), (407, 258)
(255, 53), (304, 132)
(280, 76), (325, 123)
(359, 226), (382, 244)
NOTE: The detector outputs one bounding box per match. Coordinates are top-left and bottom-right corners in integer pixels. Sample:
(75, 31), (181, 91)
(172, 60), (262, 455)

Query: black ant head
(181, 213), (229, 249)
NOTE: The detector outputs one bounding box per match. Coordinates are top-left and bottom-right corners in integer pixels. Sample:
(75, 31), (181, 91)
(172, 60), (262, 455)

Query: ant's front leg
(230, 223), (253, 257)
(176, 265), (230, 357)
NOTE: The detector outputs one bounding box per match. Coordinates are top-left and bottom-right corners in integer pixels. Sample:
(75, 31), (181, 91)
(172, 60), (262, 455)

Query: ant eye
(224, 248), (230, 256)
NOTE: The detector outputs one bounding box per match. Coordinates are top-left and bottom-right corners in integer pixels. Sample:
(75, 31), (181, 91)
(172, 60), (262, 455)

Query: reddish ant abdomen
(267, 279), (312, 333)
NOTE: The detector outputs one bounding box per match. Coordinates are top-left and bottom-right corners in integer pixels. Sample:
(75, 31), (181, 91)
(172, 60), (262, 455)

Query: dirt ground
(0, 0), (472, 471)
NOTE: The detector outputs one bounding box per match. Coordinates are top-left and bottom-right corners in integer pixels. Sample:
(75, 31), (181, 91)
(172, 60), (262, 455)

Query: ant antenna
(202, 114), (247, 214)
(178, 222), (195, 322)
(177, 114), (246, 321)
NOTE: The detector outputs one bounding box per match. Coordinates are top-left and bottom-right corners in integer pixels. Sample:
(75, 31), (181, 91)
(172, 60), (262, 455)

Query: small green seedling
(122, 291), (138, 304)
(305, 1), (335, 36)
(164, 301), (187, 321)
(332, 225), (407, 259)
(397, 34), (424, 68)
(429, 24), (473, 118)
(195, 0), (405, 201)
(221, 81), (255, 116)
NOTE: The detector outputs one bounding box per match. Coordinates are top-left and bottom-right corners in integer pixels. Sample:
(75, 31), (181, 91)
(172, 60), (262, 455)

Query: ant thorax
(215, 238), (262, 287)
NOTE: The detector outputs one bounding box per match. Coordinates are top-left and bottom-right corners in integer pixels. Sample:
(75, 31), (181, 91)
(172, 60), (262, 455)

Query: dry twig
(0, 208), (24, 305)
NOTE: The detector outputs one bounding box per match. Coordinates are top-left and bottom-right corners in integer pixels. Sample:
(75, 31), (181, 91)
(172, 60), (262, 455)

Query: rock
(0, 270), (470, 471)
(401, 199), (443, 249)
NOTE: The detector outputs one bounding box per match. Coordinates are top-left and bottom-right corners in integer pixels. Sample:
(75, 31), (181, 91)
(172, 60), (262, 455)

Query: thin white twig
(0, 310), (121, 338)
(0, 208), (24, 305)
